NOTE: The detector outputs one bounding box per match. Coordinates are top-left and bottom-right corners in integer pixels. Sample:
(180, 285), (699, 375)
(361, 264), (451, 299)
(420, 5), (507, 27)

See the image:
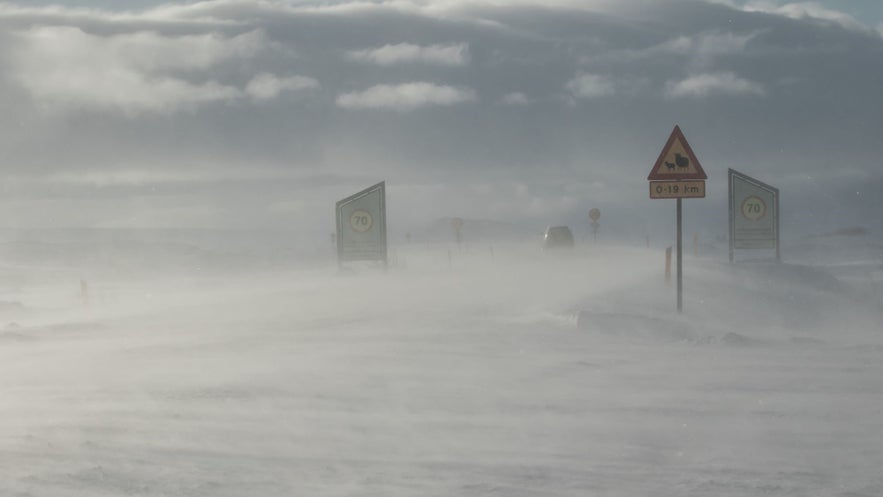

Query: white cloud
(10, 25), (262, 73)
(47, 166), (297, 187)
(336, 82), (476, 111)
(245, 73), (319, 101)
(5, 26), (316, 114)
(24, 68), (240, 115)
(666, 72), (766, 98)
(8, 26), (266, 114)
(501, 92), (530, 105)
(0, 3), (240, 25)
(591, 30), (759, 68)
(657, 31), (757, 57)
(741, 1), (870, 33)
(566, 73), (615, 99)
(347, 42), (470, 66)
(225, 0), (625, 20)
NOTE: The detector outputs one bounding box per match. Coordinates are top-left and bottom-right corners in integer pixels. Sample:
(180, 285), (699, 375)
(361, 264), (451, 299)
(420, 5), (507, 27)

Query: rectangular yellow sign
(650, 180), (706, 199)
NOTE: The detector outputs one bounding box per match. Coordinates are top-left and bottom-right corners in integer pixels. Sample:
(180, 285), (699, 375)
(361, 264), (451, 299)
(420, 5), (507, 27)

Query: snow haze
(1, 232), (882, 495)
(0, 1), (882, 495)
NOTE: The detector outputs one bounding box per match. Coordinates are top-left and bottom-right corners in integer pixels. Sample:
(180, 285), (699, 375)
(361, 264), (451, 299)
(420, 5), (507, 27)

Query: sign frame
(728, 169), (780, 262)
(336, 181), (387, 266)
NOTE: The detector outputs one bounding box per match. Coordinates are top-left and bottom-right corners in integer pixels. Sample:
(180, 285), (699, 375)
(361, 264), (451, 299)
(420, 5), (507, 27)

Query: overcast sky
(0, 0), (881, 241)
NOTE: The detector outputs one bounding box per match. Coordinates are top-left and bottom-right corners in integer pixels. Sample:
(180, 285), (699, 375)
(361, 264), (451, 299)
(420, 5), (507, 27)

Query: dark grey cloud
(0, 0), (880, 238)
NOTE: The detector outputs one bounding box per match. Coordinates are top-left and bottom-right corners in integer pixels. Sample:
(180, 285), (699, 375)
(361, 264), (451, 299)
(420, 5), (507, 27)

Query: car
(543, 225), (574, 250)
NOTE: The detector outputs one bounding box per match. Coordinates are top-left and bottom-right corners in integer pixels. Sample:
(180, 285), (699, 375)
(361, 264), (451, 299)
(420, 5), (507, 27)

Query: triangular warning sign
(647, 125), (708, 181)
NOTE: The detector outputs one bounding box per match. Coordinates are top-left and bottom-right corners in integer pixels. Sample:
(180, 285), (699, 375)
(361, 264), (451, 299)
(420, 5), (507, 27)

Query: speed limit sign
(740, 196), (766, 221)
(349, 209), (373, 232)
(729, 169), (779, 260)
(336, 181), (387, 265)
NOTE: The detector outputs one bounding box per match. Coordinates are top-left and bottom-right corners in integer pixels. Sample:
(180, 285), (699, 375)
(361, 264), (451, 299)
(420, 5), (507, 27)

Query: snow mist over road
(1, 234), (881, 496)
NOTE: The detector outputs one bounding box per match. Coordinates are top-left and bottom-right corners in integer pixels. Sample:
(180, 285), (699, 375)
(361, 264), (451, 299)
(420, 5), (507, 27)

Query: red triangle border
(647, 125), (708, 181)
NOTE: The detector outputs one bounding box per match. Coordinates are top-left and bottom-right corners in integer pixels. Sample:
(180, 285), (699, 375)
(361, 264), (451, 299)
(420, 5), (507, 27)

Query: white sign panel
(336, 182), (387, 263)
(729, 169), (779, 256)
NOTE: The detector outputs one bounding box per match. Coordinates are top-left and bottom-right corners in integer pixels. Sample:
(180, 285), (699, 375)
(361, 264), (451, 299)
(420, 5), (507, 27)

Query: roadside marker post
(451, 217), (464, 251)
(647, 125), (708, 313)
(589, 208), (601, 242)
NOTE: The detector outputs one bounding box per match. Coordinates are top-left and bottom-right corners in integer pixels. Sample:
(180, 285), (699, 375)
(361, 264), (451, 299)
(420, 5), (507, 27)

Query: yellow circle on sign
(350, 210), (373, 232)
(741, 196), (766, 221)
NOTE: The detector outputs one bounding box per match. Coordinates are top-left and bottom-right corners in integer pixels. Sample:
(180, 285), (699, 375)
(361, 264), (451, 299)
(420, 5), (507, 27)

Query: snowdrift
(1, 234), (881, 496)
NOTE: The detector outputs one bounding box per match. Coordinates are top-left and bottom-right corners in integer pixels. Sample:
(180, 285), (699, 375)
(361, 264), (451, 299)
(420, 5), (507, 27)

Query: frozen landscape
(1, 0), (883, 495)
(1, 230), (881, 496)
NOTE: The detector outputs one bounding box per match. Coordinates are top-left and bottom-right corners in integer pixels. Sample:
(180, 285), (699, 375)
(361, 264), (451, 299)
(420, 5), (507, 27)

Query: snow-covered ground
(1, 236), (882, 496)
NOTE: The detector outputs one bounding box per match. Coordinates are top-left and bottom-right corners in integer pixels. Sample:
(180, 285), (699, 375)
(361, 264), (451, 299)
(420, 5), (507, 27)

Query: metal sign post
(647, 125), (708, 313)
(676, 198), (683, 311)
(589, 208), (601, 242)
(451, 217), (464, 250)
